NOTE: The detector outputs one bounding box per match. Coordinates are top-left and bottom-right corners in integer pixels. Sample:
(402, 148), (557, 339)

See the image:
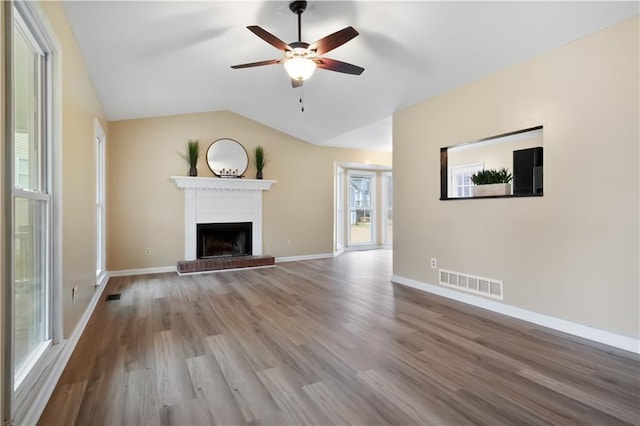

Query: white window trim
(94, 119), (107, 286)
(335, 165), (345, 252)
(8, 1), (62, 423)
(13, 0), (53, 390)
(14, 0), (62, 343)
(381, 171), (392, 246)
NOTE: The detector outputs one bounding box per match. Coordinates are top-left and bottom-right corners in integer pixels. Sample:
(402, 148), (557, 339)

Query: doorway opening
(334, 164), (392, 254)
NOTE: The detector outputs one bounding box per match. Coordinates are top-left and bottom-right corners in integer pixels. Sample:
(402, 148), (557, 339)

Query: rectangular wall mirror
(440, 126), (544, 200)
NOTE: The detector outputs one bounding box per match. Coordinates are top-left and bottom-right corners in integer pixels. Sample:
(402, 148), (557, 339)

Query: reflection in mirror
(206, 138), (249, 178)
(440, 126), (543, 200)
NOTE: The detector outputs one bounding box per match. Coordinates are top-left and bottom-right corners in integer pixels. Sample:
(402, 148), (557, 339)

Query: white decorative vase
(472, 183), (512, 197)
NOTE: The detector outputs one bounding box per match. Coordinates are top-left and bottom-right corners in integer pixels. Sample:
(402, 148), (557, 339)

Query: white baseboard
(276, 253), (334, 263)
(109, 265), (177, 277)
(334, 247), (345, 257)
(96, 270), (109, 287)
(19, 275), (110, 425)
(344, 244), (384, 252)
(391, 275), (640, 355)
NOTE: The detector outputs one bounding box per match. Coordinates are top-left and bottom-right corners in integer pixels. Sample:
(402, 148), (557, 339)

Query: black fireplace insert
(197, 222), (252, 258)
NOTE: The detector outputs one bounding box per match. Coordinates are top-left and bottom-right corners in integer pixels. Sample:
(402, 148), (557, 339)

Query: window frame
(12, 0), (53, 390)
(335, 165), (345, 251)
(95, 119), (107, 285)
(4, 1), (62, 422)
(381, 171), (393, 245)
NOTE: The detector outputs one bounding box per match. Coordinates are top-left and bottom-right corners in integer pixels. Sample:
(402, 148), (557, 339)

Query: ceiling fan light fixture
(231, 0), (364, 87)
(284, 57), (316, 81)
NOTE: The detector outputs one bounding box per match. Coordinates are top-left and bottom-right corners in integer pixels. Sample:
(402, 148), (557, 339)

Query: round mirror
(206, 138), (249, 178)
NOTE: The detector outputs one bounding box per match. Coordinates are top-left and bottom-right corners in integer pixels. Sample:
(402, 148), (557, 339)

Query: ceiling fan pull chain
(299, 86), (305, 112)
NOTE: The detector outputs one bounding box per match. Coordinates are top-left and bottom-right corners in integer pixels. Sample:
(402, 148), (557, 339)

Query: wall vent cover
(439, 269), (503, 300)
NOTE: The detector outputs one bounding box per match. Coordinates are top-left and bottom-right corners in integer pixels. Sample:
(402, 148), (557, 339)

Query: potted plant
(181, 139), (200, 176)
(253, 145), (268, 179)
(470, 167), (512, 196)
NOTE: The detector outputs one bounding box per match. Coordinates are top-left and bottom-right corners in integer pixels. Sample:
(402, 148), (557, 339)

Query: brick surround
(177, 255), (275, 274)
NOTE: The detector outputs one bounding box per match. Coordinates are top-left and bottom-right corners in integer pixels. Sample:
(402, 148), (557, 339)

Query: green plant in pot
(470, 168), (512, 185)
(470, 167), (513, 196)
(181, 139), (200, 176)
(253, 145), (268, 179)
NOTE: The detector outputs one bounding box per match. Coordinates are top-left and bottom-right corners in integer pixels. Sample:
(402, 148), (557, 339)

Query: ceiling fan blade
(309, 26), (359, 55)
(231, 59), (281, 69)
(291, 78), (303, 88)
(316, 57), (364, 75)
(247, 26), (291, 51)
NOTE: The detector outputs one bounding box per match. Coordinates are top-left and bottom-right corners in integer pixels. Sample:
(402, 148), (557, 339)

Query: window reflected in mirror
(440, 126), (543, 200)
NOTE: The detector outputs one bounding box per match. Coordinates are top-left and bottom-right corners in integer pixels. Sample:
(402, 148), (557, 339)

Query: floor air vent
(439, 269), (503, 300)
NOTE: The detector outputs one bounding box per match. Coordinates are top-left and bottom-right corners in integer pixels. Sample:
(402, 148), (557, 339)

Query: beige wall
(108, 111), (391, 270)
(393, 17), (639, 338)
(40, 2), (109, 337)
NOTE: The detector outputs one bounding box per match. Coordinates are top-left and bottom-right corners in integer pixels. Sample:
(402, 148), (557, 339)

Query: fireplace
(197, 222), (252, 259)
(171, 176), (275, 260)
(172, 177), (276, 273)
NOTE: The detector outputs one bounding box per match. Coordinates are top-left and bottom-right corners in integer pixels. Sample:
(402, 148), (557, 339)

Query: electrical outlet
(145, 247), (151, 256)
(287, 240), (293, 246)
(72, 286), (78, 303)
(430, 258), (437, 269)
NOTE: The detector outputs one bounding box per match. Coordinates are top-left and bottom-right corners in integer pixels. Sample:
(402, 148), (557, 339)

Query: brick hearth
(177, 255), (275, 274)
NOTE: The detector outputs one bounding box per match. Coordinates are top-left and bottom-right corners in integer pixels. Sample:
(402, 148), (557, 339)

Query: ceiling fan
(230, 0), (364, 88)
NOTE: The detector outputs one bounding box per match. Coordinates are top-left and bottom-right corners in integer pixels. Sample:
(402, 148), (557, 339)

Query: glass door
(348, 171), (375, 245)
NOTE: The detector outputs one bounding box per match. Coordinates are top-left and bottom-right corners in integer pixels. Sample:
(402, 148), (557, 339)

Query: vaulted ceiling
(62, 1), (638, 151)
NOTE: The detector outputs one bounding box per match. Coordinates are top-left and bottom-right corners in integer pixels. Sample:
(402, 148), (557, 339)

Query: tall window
(12, 7), (51, 385)
(348, 171), (376, 245)
(95, 120), (106, 283)
(335, 166), (344, 250)
(382, 172), (393, 244)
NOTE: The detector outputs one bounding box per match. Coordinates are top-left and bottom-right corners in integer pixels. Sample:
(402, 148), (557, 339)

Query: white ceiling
(62, 1), (638, 152)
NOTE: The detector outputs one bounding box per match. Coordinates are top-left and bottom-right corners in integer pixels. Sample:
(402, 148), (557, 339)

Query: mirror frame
(440, 125), (544, 200)
(206, 138), (249, 178)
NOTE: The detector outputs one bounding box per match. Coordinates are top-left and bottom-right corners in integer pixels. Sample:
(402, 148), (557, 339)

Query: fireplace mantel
(171, 176), (276, 260)
(171, 176), (276, 191)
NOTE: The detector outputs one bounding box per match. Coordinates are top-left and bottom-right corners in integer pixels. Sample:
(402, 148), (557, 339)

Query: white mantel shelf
(171, 176), (276, 191)
(171, 176), (276, 261)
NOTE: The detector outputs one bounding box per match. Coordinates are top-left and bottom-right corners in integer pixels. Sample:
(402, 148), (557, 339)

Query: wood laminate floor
(39, 250), (639, 425)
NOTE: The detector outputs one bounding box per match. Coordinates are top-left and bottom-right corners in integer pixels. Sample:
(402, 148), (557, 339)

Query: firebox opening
(197, 222), (252, 259)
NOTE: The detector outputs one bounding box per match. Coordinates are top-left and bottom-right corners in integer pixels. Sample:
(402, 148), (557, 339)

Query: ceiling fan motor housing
(289, 1), (307, 15)
(289, 41), (310, 52)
